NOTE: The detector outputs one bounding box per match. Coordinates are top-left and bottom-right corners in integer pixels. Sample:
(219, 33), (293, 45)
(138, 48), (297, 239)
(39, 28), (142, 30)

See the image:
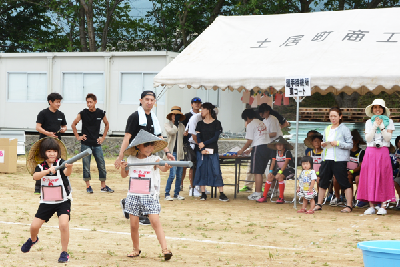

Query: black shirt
(350, 148), (365, 163)
(79, 108), (106, 146)
(182, 111), (195, 144)
(36, 108), (67, 139)
(34, 159), (71, 196)
(195, 120), (223, 154)
(125, 111), (161, 143)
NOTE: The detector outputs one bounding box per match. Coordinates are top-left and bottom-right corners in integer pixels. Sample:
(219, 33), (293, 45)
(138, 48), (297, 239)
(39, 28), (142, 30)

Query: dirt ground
(1, 157), (399, 267)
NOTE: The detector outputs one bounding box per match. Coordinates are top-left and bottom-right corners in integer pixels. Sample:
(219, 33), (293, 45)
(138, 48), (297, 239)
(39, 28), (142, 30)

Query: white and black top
(79, 108), (106, 146)
(127, 155), (161, 196)
(365, 119), (395, 148)
(125, 111), (161, 143)
(36, 108), (67, 139)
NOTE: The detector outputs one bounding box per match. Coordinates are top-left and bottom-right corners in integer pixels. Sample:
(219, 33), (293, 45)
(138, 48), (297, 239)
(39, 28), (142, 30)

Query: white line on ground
(0, 220), (301, 251)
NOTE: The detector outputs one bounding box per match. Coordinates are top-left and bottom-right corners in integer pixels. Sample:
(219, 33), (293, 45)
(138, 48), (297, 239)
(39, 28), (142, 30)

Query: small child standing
(22, 137), (73, 263)
(297, 156), (318, 214)
(120, 130), (173, 260)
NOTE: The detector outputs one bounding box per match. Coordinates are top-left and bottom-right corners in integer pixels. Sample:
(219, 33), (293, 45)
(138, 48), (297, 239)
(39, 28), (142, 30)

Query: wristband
(349, 170), (354, 174)
(269, 170), (273, 173)
(166, 152), (171, 155)
(278, 170), (283, 174)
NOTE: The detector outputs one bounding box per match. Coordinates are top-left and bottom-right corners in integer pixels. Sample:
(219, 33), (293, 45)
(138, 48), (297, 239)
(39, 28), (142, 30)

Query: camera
(373, 137), (383, 148)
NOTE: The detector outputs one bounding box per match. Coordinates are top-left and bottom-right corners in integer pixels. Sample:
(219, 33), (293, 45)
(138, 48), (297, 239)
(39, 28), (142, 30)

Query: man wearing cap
(115, 90), (174, 224)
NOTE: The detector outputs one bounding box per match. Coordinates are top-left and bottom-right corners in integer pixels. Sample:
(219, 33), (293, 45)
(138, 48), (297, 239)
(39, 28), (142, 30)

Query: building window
(62, 72), (104, 102)
(120, 72), (165, 104)
(196, 87), (219, 107)
(8, 72), (47, 102)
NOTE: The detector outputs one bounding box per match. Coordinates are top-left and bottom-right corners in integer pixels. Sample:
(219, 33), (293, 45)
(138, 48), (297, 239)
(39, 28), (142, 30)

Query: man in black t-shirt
(34, 93), (67, 194)
(71, 93), (113, 194)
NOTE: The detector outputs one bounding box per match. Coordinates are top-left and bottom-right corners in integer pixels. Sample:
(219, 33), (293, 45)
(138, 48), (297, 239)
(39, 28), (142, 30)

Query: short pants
(35, 200), (71, 222)
(125, 194), (161, 217)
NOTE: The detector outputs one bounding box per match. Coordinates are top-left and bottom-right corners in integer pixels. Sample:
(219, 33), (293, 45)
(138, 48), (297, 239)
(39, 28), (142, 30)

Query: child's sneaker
(276, 198), (285, 204)
(86, 186), (93, 194)
(58, 251), (69, 263)
(120, 198), (129, 219)
(100, 185), (114, 193)
(239, 186), (252, 192)
(330, 196), (338, 206)
(21, 237), (39, 253)
(256, 197), (268, 203)
(219, 193), (229, 202)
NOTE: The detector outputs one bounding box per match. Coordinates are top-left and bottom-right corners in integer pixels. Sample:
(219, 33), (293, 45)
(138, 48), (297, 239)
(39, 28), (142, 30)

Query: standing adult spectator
(71, 93), (113, 194)
(114, 91), (174, 225)
(194, 102), (229, 202)
(358, 99), (396, 215)
(181, 97), (202, 191)
(258, 103), (283, 143)
(314, 107), (353, 213)
(164, 106), (186, 201)
(34, 93), (67, 194)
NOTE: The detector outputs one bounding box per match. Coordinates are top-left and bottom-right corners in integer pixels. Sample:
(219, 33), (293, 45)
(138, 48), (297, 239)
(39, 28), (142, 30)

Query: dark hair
(47, 93), (63, 103)
(371, 105), (386, 115)
(258, 103), (271, 114)
(395, 136), (400, 148)
(311, 134), (323, 142)
(307, 130), (318, 136)
(202, 102), (217, 119)
(241, 109), (257, 121)
(135, 142), (155, 151)
(329, 107), (343, 123)
(86, 93), (97, 101)
(40, 138), (61, 159)
(301, 156), (313, 169)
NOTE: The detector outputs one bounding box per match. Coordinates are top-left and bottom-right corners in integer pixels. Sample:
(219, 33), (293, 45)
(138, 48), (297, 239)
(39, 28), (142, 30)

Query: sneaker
(330, 196), (338, 206)
(21, 237), (39, 253)
(189, 187), (201, 197)
(100, 185), (114, 193)
(165, 196), (174, 201)
(139, 216), (151, 225)
(219, 193), (229, 202)
(86, 186), (93, 194)
(375, 204), (382, 210)
(377, 207), (387, 215)
(338, 196), (346, 205)
(364, 207), (376, 215)
(180, 185), (183, 191)
(34, 185), (40, 195)
(239, 186), (252, 192)
(256, 197), (268, 203)
(205, 188), (211, 195)
(200, 193), (207, 201)
(173, 195), (185, 200)
(248, 192), (262, 201)
(120, 198), (129, 219)
(276, 197), (285, 204)
(356, 201), (369, 208)
(58, 251), (69, 263)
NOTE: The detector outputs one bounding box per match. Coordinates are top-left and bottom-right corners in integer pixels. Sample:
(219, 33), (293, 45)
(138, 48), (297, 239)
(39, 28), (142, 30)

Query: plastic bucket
(358, 240), (400, 267)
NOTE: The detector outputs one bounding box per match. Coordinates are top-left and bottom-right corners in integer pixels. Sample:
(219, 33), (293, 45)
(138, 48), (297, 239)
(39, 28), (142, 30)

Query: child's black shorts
(272, 168), (295, 177)
(35, 200), (71, 222)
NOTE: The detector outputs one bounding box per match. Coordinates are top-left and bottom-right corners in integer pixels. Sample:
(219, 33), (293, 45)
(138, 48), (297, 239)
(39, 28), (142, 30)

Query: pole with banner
(285, 77), (311, 209)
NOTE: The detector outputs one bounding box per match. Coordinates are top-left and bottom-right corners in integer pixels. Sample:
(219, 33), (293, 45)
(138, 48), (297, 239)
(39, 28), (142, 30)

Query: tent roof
(154, 8), (400, 95)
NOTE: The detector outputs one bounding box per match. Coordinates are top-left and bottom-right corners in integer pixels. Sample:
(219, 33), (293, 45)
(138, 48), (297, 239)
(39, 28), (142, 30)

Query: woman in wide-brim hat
(26, 137), (67, 175)
(124, 129), (167, 157)
(166, 106), (186, 122)
(357, 99), (396, 215)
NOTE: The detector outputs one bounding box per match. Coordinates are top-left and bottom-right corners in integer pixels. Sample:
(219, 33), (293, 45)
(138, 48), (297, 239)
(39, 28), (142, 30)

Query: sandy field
(1, 157), (399, 267)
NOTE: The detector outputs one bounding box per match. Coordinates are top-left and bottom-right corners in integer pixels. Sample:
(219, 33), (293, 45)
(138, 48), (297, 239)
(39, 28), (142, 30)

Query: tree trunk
(77, 0), (88, 52)
(338, 0), (345, 10)
(208, 0), (225, 24)
(178, 1), (194, 49)
(80, 0), (96, 51)
(334, 92), (360, 108)
(101, 0), (122, 51)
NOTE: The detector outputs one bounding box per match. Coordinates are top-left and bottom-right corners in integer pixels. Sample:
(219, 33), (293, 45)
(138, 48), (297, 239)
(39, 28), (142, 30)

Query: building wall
(0, 52), (244, 136)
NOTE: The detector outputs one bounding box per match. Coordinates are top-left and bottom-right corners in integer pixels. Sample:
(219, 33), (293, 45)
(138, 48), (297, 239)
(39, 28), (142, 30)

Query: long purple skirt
(357, 146), (396, 203)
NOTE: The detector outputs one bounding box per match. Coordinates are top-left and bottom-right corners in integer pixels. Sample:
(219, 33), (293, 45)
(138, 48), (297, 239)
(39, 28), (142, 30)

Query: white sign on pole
(285, 77), (311, 97)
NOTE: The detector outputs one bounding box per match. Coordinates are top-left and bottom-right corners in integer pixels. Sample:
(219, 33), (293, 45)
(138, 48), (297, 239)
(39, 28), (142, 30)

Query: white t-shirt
(325, 127), (337, 160)
(245, 119), (269, 147)
(127, 154), (161, 196)
(263, 115), (283, 143)
(187, 113), (202, 148)
(365, 119), (395, 147)
(298, 170), (317, 191)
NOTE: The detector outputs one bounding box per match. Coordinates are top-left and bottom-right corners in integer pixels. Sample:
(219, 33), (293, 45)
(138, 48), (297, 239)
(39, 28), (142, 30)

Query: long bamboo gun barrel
(125, 161), (193, 170)
(55, 148), (92, 171)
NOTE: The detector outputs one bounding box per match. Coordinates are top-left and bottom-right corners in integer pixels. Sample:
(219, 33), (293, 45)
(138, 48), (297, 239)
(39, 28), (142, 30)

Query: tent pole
(293, 95), (300, 209)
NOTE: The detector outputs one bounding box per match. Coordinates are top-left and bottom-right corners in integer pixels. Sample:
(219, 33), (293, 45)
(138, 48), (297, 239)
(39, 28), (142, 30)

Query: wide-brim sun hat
(166, 106), (186, 121)
(351, 129), (366, 145)
(267, 136), (294, 151)
(365, 99), (390, 117)
(304, 133), (323, 149)
(26, 137), (67, 175)
(124, 129), (168, 156)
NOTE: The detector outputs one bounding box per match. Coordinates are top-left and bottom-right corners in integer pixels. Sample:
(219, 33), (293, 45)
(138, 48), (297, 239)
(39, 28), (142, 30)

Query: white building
(0, 52), (244, 136)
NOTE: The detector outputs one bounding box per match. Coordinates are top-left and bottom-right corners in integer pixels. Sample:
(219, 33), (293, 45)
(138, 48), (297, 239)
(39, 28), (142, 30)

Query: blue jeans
(82, 144), (107, 181)
(165, 152), (183, 197)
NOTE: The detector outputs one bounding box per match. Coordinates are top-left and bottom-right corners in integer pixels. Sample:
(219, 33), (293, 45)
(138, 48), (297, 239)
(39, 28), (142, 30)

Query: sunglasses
(191, 98), (202, 103)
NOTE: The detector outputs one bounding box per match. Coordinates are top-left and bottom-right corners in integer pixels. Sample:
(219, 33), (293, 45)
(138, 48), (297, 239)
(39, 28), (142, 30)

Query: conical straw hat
(124, 129), (167, 156)
(26, 137), (67, 175)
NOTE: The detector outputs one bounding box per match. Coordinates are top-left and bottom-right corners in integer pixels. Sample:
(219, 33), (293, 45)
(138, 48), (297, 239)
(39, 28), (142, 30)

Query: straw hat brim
(26, 137), (67, 175)
(267, 137), (294, 151)
(166, 111), (186, 121)
(124, 130), (168, 156)
(365, 100), (390, 117)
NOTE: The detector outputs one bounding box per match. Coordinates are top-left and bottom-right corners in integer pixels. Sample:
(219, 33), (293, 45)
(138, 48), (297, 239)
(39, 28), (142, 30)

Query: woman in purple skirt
(357, 99), (396, 215)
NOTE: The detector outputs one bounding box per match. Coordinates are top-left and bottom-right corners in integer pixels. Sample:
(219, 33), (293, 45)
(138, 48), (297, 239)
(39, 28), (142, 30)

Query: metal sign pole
(293, 95), (300, 209)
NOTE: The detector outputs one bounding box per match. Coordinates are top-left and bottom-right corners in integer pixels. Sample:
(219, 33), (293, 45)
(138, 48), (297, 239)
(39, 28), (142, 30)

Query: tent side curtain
(154, 8), (400, 95)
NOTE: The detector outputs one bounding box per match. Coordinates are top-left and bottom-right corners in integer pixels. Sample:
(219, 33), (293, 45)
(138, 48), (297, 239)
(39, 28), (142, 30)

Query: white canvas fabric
(154, 8), (400, 93)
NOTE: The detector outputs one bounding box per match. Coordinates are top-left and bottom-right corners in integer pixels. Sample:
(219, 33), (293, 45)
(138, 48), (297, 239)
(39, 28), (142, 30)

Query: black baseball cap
(141, 91), (156, 99)
(191, 97), (202, 103)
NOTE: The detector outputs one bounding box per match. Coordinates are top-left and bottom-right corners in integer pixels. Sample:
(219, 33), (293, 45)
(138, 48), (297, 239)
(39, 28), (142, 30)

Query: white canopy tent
(154, 8), (400, 206)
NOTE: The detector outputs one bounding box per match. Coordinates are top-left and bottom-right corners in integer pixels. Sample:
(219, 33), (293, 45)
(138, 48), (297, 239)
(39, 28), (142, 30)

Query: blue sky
(130, 0), (153, 17)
